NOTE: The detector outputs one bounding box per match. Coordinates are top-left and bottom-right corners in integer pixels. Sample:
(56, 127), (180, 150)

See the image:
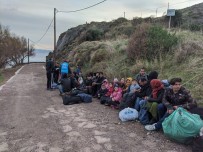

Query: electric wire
(57, 0), (107, 13)
(32, 17), (54, 44)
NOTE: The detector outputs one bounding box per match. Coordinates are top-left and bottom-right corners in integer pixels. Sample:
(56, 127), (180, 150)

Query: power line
(29, 39), (52, 51)
(32, 17), (54, 44)
(57, 0), (107, 13)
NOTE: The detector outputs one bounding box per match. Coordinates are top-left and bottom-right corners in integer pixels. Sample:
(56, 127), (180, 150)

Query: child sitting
(105, 84), (122, 109)
(123, 79), (141, 99)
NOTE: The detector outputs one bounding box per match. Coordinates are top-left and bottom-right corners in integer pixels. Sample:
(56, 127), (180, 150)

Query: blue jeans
(134, 97), (142, 111)
(139, 99), (147, 108)
(155, 112), (170, 130)
(157, 103), (167, 120)
(58, 84), (63, 94)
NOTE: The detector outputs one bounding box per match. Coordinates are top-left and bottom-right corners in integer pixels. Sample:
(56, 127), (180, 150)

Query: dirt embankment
(0, 65), (23, 86)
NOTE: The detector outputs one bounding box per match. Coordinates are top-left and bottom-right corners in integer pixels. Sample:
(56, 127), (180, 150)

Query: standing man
(60, 60), (72, 79)
(53, 62), (60, 83)
(46, 58), (54, 90)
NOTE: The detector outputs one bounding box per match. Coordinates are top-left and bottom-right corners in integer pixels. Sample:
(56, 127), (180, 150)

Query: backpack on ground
(138, 107), (150, 125)
(138, 100), (150, 125)
(162, 107), (203, 144)
(100, 96), (111, 104)
(62, 95), (82, 105)
(77, 93), (92, 103)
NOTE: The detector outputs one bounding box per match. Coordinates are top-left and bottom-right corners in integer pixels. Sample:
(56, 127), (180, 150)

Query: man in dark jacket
(119, 78), (152, 110)
(46, 58), (54, 90)
(145, 77), (197, 131)
(58, 73), (79, 95)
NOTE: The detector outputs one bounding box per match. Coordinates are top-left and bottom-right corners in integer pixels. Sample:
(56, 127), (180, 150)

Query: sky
(0, 0), (202, 51)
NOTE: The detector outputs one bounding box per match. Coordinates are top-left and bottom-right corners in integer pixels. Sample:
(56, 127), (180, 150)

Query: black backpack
(62, 95), (82, 105)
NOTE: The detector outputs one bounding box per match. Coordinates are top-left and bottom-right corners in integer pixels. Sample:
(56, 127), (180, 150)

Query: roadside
(0, 65), (23, 86)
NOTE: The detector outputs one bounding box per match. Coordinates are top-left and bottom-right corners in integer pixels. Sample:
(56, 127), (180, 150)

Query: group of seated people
(57, 67), (203, 132)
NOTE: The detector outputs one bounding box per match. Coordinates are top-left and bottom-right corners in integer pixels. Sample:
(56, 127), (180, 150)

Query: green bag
(162, 107), (203, 144)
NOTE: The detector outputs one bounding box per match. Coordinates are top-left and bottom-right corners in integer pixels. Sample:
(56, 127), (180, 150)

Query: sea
(25, 49), (52, 63)
(5, 49), (52, 69)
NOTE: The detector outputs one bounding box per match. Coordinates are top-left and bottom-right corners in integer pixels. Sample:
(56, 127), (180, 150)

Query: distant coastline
(25, 49), (52, 63)
(5, 49), (52, 69)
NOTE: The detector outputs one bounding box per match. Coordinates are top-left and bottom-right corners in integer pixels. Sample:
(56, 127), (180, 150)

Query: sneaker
(145, 123), (156, 131)
(200, 127), (203, 136)
(104, 103), (110, 106)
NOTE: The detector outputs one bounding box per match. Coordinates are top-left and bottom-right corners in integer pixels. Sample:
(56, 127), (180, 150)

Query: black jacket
(135, 82), (152, 98)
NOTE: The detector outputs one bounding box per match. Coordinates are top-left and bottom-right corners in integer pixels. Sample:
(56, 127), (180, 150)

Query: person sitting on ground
(119, 78), (126, 90)
(84, 74), (93, 95)
(92, 72), (106, 97)
(134, 77), (152, 111)
(102, 79), (109, 89)
(105, 84), (123, 109)
(97, 83), (108, 99)
(58, 73), (78, 95)
(148, 71), (159, 82)
(139, 79), (165, 124)
(145, 77), (197, 131)
(123, 79), (141, 99)
(135, 67), (148, 83)
(122, 77), (132, 94)
(77, 72), (85, 90)
(100, 82), (114, 104)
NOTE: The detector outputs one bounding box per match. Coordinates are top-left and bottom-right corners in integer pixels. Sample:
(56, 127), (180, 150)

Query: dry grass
(69, 29), (203, 105)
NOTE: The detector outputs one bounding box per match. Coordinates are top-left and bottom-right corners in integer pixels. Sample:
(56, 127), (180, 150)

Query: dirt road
(0, 63), (191, 152)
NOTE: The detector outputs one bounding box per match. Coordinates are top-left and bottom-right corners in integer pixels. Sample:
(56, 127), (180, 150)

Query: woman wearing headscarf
(145, 79), (165, 124)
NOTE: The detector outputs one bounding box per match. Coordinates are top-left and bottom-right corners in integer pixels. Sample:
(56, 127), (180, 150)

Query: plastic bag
(119, 107), (138, 122)
(162, 107), (203, 144)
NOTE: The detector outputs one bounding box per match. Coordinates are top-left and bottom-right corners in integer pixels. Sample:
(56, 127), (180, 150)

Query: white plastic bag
(119, 107), (138, 122)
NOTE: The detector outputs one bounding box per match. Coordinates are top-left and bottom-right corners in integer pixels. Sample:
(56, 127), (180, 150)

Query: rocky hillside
(55, 2), (203, 58)
(54, 2), (203, 103)
(181, 2), (203, 24)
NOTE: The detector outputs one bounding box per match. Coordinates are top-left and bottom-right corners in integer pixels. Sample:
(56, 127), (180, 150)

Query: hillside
(54, 3), (203, 104)
(181, 2), (203, 24)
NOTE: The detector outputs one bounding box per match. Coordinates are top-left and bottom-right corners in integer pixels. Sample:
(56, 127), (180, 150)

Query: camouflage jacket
(163, 86), (197, 110)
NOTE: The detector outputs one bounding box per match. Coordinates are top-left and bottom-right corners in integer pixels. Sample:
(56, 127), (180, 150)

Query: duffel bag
(62, 95), (82, 105)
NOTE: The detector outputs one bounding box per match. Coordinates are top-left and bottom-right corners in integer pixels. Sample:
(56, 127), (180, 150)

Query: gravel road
(0, 63), (191, 152)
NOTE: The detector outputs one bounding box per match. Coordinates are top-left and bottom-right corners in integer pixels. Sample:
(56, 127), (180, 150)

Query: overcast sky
(0, 0), (202, 50)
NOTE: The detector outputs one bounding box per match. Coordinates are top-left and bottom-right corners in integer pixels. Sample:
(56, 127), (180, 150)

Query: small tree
(85, 28), (104, 41)
(126, 23), (150, 60)
(126, 24), (178, 61)
(147, 26), (178, 60)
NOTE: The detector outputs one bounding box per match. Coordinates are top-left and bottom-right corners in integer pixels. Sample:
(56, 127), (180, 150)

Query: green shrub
(147, 26), (178, 60)
(131, 17), (143, 26)
(91, 49), (109, 65)
(85, 28), (104, 41)
(189, 24), (201, 31)
(126, 23), (151, 60)
(110, 17), (128, 27)
(126, 25), (178, 61)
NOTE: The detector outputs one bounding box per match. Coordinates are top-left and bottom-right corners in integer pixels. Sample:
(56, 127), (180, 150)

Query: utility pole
(27, 38), (29, 64)
(156, 8), (158, 18)
(54, 8), (57, 63)
(124, 12), (125, 18)
(168, 2), (171, 30)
